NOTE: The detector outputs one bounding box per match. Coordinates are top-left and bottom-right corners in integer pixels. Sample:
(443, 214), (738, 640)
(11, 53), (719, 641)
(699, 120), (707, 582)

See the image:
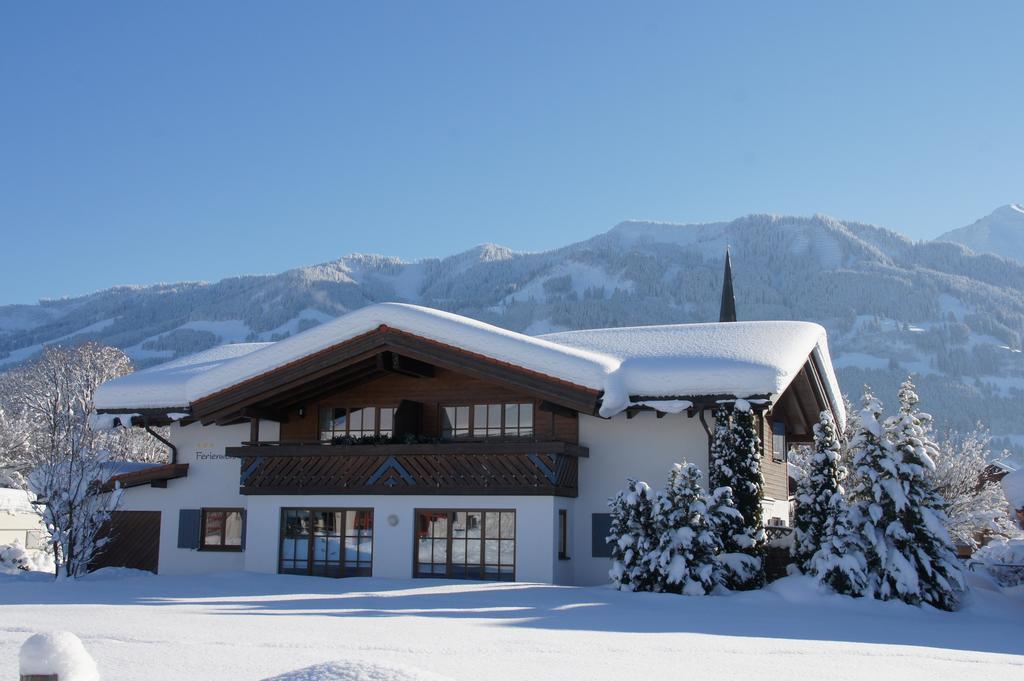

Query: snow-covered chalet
(92, 267), (844, 585)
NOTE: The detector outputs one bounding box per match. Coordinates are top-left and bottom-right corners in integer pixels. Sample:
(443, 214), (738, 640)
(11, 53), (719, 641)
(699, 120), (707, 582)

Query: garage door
(89, 511), (161, 574)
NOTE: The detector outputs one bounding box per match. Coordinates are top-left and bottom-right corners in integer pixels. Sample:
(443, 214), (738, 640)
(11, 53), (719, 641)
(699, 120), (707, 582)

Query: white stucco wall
(118, 419), (278, 575)
(572, 411), (712, 586)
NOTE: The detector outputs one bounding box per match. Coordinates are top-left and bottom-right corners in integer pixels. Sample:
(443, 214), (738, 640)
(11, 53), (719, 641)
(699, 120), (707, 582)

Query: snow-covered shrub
(929, 429), (1021, 550)
(847, 381), (966, 610)
(792, 411), (844, 572)
(19, 631), (99, 681)
(0, 540), (36, 572)
(607, 479), (659, 591)
(651, 463), (722, 595)
(972, 538), (1024, 587)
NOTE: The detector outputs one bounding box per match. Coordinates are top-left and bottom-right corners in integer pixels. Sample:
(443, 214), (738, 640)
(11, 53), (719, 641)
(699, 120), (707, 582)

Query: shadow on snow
(3, 570), (1022, 656)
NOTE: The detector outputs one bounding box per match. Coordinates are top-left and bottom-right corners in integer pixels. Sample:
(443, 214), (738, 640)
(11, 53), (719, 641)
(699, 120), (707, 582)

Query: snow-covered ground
(1, 570), (1021, 680)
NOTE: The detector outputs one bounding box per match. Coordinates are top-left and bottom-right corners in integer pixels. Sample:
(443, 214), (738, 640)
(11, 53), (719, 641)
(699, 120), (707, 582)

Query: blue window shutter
(240, 510), (247, 551)
(591, 513), (613, 558)
(177, 509), (201, 549)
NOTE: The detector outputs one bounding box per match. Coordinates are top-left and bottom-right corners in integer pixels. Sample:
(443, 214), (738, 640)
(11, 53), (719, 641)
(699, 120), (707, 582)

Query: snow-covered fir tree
(706, 485), (762, 589)
(707, 406), (734, 493)
(882, 379), (965, 609)
(848, 381), (966, 610)
(651, 463), (721, 595)
(607, 479), (660, 592)
(810, 488), (870, 597)
(792, 411), (844, 571)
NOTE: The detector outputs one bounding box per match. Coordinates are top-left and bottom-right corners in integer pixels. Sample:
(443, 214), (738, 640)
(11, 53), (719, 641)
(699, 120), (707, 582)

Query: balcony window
(442, 402), (534, 440)
(319, 407), (396, 441)
(441, 406), (471, 439)
(473, 404), (502, 438)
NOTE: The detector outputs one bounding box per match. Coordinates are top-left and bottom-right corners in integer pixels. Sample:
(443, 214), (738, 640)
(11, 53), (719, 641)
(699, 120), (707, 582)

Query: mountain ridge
(3, 211), (1023, 460)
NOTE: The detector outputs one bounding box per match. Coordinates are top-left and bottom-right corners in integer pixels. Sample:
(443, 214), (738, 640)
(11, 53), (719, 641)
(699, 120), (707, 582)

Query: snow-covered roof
(0, 488), (39, 515)
(541, 320), (843, 422)
(1002, 469), (1024, 510)
(94, 343), (272, 410)
(94, 303), (843, 423)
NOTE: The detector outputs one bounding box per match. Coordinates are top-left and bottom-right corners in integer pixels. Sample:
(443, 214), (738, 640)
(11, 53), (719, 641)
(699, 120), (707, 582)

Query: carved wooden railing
(225, 440), (585, 498)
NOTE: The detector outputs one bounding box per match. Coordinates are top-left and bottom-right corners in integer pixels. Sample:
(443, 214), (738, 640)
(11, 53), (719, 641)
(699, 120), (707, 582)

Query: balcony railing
(224, 440), (586, 497)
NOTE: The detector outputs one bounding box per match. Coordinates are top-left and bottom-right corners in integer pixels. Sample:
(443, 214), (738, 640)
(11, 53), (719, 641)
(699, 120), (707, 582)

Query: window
(441, 402), (534, 439)
(441, 406), (470, 439)
(473, 404), (502, 438)
(319, 407), (396, 440)
(415, 509), (515, 580)
(504, 402), (534, 437)
(772, 422), (786, 463)
(201, 508), (244, 550)
(279, 508), (373, 578)
(558, 509), (569, 560)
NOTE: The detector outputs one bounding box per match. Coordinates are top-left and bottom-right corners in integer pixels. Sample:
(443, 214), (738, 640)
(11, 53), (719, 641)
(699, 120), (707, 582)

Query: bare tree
(1, 343), (137, 576)
(930, 428), (1021, 551)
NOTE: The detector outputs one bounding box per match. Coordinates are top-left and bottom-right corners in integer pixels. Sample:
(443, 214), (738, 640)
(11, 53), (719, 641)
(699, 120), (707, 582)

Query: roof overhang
(190, 326), (603, 425)
(103, 463), (189, 491)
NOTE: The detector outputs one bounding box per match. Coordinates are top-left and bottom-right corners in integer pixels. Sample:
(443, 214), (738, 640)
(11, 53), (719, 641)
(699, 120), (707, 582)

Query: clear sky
(2, 1), (1022, 305)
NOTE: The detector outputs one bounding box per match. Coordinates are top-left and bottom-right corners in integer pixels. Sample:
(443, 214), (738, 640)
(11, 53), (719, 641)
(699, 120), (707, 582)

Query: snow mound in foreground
(20, 631), (99, 681)
(263, 661), (456, 681)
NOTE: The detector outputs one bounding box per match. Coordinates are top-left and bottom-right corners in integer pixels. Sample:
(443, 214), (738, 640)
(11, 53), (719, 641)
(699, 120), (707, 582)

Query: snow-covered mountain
(938, 204), (1024, 262)
(3, 212), (1023, 458)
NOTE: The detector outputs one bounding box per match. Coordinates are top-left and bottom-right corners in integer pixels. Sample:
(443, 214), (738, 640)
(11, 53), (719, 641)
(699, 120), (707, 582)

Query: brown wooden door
(89, 511), (161, 574)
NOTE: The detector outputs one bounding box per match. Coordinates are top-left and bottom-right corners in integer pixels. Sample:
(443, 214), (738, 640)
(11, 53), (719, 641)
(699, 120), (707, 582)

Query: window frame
(278, 507), (374, 578)
(200, 507), (245, 552)
(413, 508), (516, 581)
(558, 509), (569, 560)
(319, 406), (397, 440)
(771, 422), (786, 463)
(440, 401), (535, 440)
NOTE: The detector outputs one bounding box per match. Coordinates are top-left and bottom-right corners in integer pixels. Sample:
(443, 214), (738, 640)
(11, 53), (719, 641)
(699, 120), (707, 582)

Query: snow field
(0, 571), (1021, 681)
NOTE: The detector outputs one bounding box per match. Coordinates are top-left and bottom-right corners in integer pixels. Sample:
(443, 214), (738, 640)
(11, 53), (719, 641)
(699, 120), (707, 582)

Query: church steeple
(719, 247), (737, 323)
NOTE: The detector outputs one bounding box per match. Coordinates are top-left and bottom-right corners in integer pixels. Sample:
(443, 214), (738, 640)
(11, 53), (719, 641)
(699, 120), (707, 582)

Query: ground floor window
(201, 508), (244, 551)
(279, 508), (373, 578)
(415, 509), (515, 580)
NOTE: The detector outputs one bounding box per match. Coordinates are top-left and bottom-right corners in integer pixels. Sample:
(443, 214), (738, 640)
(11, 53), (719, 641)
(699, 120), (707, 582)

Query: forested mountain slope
(3, 213), (1023, 458)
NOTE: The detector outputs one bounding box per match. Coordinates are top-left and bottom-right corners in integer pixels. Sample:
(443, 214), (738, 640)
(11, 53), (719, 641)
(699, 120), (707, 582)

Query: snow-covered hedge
(972, 538), (1024, 587)
(0, 539), (53, 574)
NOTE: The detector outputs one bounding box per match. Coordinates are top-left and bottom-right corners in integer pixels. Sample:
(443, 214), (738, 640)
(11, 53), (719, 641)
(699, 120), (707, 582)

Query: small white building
(0, 487), (45, 549)
(92, 302), (843, 585)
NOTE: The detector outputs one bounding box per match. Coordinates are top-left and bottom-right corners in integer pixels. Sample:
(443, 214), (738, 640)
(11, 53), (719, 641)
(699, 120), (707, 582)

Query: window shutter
(177, 509), (201, 549)
(591, 513), (613, 558)
(240, 510), (247, 551)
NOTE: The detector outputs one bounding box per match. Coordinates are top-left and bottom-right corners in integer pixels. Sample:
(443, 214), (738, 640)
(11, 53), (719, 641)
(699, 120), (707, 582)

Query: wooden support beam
(377, 351), (435, 378)
(537, 400), (579, 419)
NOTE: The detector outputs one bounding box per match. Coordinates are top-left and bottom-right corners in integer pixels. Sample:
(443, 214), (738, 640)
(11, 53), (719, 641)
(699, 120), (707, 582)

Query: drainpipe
(698, 408), (712, 457)
(143, 421), (178, 465)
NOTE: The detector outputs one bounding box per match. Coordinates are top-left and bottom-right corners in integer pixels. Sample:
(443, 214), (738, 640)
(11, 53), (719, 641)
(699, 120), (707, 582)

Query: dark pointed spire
(719, 247), (737, 323)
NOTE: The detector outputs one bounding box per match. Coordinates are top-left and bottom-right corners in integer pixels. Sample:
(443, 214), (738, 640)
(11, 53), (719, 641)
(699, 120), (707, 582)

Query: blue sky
(2, 2), (1022, 305)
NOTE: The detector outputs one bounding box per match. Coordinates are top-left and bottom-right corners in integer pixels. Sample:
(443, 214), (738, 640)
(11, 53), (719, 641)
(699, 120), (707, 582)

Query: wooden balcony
(225, 440), (586, 498)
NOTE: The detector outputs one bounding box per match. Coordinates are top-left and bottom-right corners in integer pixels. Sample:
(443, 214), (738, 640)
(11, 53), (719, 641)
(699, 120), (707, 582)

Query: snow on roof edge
(95, 304), (845, 425)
